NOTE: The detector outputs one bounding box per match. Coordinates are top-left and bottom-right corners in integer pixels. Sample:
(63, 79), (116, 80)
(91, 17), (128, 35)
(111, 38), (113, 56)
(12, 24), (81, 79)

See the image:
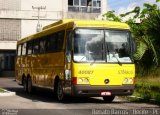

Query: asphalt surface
(0, 77), (159, 115)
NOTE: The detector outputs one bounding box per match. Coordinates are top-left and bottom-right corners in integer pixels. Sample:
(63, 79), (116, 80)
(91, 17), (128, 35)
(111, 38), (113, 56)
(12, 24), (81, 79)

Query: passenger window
(66, 31), (72, 52)
(17, 45), (22, 56)
(57, 30), (65, 51)
(45, 30), (65, 53)
(27, 41), (33, 55)
(46, 34), (57, 52)
(39, 38), (46, 53)
(22, 43), (27, 55)
(66, 30), (72, 62)
(33, 39), (40, 54)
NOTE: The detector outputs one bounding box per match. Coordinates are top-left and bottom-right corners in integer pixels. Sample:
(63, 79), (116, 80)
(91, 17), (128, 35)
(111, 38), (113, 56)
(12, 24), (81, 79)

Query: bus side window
(46, 34), (56, 52)
(17, 44), (22, 56)
(27, 41), (33, 55)
(57, 30), (65, 51)
(45, 35), (50, 53)
(33, 39), (40, 54)
(46, 30), (65, 53)
(66, 31), (72, 62)
(22, 43), (27, 56)
(39, 38), (46, 54)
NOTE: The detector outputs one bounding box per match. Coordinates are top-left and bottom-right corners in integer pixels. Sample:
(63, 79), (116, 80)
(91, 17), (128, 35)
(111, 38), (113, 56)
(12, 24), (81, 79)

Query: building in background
(0, 0), (21, 77)
(0, 0), (107, 77)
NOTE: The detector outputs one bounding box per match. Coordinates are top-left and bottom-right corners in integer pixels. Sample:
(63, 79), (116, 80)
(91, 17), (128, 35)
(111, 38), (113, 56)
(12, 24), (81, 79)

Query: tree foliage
(103, 1), (160, 73)
(102, 11), (122, 22)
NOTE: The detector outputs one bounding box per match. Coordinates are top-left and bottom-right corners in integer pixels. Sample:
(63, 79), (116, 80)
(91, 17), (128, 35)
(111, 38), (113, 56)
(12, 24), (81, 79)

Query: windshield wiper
(90, 59), (96, 66)
(113, 53), (122, 66)
(80, 56), (86, 62)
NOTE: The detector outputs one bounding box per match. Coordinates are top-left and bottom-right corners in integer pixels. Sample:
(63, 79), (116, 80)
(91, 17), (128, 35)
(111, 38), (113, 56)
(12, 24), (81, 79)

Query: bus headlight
(83, 78), (89, 83)
(78, 78), (83, 83)
(77, 78), (89, 84)
(123, 78), (133, 84)
(128, 78), (134, 84)
(123, 78), (128, 84)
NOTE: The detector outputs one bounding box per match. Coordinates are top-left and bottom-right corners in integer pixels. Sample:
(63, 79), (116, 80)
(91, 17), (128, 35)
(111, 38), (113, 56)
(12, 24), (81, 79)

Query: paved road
(0, 77), (159, 115)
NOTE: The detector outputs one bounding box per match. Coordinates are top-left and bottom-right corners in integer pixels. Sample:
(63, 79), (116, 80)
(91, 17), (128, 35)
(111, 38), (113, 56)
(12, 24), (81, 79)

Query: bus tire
(56, 80), (65, 101)
(27, 77), (33, 94)
(23, 77), (28, 92)
(103, 96), (115, 103)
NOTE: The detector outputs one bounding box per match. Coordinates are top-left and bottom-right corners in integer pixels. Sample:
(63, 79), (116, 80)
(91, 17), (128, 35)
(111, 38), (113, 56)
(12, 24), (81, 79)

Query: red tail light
(72, 77), (77, 85)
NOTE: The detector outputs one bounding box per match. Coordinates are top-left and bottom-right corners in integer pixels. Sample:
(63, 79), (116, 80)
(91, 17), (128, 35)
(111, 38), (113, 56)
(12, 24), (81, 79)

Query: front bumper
(72, 84), (134, 97)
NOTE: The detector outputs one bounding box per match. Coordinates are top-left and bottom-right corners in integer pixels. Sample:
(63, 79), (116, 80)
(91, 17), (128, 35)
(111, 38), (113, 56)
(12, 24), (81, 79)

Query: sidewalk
(0, 77), (21, 96)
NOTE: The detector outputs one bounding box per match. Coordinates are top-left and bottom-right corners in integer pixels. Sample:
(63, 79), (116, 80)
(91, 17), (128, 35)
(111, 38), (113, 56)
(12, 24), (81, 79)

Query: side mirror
(66, 51), (71, 63)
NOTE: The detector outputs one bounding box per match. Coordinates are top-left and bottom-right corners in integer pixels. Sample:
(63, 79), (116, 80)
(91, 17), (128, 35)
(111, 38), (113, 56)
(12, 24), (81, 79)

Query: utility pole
(32, 6), (46, 32)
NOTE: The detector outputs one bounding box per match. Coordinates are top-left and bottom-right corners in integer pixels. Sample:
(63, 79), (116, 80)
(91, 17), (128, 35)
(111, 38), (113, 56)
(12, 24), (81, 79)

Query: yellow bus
(16, 19), (135, 102)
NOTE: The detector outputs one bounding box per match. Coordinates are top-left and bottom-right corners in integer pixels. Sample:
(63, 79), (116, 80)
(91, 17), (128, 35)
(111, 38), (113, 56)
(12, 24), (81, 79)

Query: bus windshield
(73, 28), (133, 63)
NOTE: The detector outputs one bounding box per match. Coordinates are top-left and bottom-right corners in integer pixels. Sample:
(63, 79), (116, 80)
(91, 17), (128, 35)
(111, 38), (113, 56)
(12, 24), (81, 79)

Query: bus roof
(43, 19), (129, 30)
(17, 19), (130, 44)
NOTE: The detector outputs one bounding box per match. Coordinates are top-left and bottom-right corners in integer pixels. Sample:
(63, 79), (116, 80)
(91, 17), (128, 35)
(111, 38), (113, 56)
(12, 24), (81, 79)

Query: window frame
(17, 44), (22, 56)
(33, 39), (40, 54)
(27, 40), (33, 55)
(45, 30), (65, 53)
(39, 37), (46, 54)
(22, 43), (27, 56)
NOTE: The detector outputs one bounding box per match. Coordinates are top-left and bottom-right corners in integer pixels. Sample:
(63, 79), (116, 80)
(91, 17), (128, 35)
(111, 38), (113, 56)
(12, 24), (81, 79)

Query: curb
(0, 89), (16, 96)
(128, 95), (157, 103)
(129, 95), (143, 99)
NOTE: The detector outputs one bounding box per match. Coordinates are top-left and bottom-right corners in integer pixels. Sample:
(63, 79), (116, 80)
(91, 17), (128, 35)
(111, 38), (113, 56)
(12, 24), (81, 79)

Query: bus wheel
(103, 96), (115, 103)
(27, 77), (33, 94)
(23, 77), (28, 92)
(56, 81), (65, 101)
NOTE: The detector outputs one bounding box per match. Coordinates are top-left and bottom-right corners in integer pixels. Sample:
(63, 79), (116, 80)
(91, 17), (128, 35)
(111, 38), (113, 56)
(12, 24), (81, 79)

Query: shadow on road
(0, 77), (130, 104)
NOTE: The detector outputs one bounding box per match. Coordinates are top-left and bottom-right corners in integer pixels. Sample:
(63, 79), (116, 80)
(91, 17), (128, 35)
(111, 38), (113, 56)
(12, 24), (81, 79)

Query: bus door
(64, 29), (73, 94)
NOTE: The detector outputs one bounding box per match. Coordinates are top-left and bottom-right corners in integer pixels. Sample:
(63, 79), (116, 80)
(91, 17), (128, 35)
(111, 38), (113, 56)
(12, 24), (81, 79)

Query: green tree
(102, 11), (122, 22)
(103, 1), (160, 73)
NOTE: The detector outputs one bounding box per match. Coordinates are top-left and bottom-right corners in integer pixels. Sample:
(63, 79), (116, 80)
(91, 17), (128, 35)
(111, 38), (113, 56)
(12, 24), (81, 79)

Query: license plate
(101, 91), (111, 96)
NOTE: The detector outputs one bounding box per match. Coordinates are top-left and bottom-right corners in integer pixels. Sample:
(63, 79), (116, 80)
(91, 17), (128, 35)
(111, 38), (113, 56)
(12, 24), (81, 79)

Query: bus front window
(105, 30), (132, 63)
(73, 29), (133, 63)
(74, 29), (105, 62)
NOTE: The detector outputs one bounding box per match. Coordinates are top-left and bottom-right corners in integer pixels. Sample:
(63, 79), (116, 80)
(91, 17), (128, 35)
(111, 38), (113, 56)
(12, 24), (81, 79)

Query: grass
(0, 88), (6, 93)
(127, 77), (160, 104)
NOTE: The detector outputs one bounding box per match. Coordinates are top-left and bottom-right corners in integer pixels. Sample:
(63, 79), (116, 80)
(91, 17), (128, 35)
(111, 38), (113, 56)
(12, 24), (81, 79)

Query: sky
(107, 0), (159, 14)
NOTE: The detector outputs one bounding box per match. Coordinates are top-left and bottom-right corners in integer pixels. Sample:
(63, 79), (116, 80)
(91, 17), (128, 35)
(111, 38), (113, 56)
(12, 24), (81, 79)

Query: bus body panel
(31, 52), (65, 87)
(16, 52), (65, 88)
(70, 63), (135, 96)
(71, 84), (134, 96)
(72, 63), (135, 86)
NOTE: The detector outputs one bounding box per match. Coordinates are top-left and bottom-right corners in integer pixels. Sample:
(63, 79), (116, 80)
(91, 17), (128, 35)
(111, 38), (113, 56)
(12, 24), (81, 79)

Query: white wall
(21, 20), (57, 38)
(20, 0), (107, 38)
(101, 0), (107, 14)
(0, 0), (20, 10)
(21, 0), (64, 11)
(0, 41), (17, 50)
(20, 0), (65, 38)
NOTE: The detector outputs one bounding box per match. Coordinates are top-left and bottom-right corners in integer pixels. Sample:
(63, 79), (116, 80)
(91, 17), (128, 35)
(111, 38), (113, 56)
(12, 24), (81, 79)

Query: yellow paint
(72, 63), (135, 86)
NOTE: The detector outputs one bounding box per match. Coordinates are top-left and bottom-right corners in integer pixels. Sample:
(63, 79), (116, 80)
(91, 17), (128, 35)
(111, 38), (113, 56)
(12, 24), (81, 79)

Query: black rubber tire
(56, 81), (65, 101)
(27, 77), (33, 94)
(23, 77), (28, 92)
(103, 96), (115, 103)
